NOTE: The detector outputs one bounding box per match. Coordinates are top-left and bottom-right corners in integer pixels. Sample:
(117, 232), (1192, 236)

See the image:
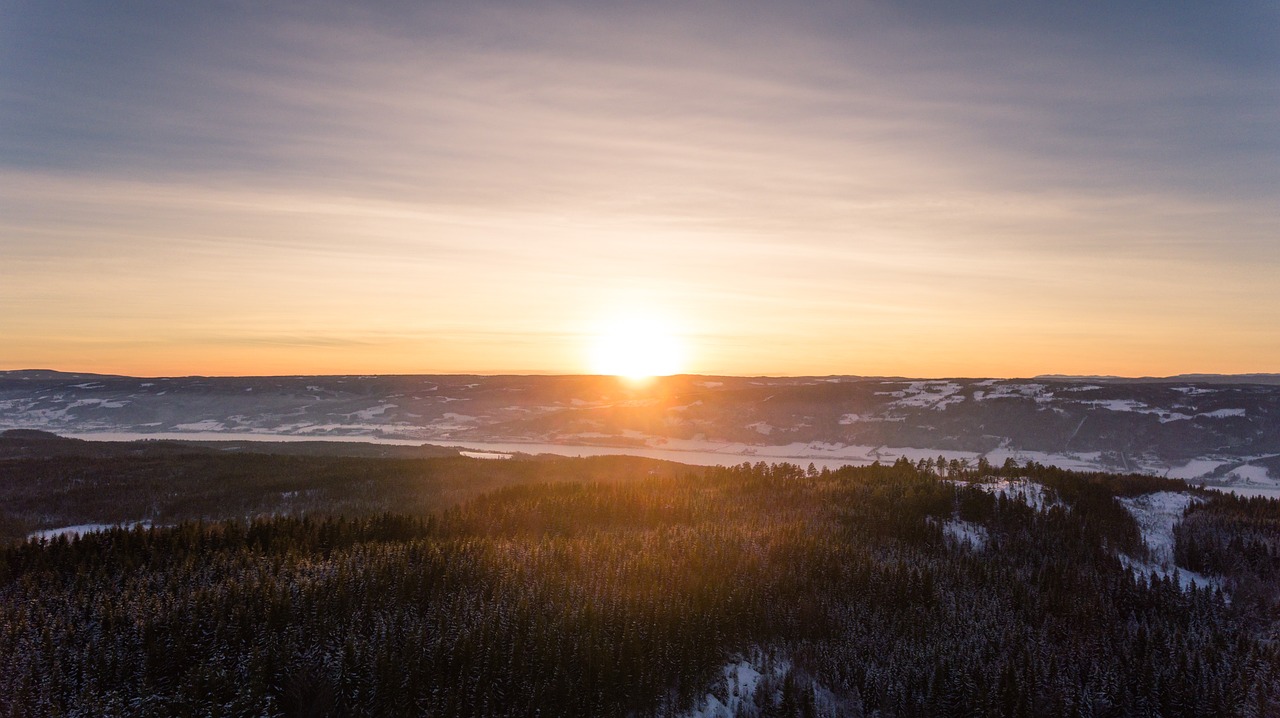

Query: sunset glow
(588, 317), (685, 379)
(1, 2), (1277, 378)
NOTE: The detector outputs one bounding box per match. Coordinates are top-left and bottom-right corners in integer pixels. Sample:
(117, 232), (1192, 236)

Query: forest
(0, 439), (1278, 717)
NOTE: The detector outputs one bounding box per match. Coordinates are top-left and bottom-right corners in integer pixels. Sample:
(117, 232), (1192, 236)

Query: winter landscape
(3, 370), (1279, 493)
(4, 0), (1279, 716)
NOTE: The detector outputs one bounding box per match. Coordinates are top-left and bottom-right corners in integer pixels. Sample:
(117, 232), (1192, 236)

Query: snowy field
(28, 521), (152, 542)
(1117, 492), (1218, 591)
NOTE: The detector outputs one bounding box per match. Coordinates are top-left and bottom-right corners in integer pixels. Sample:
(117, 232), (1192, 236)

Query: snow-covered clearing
(1120, 555), (1219, 592)
(1225, 464), (1274, 485)
(67, 398), (130, 409)
(972, 383), (1048, 402)
(682, 659), (767, 718)
(956, 478), (1059, 511)
(679, 654), (844, 718)
(1166, 459), (1229, 480)
(880, 381), (964, 410)
(173, 420), (227, 431)
(838, 413), (902, 424)
(943, 519), (988, 549)
(28, 521), (152, 541)
(1081, 399), (1191, 422)
(1118, 492), (1197, 564)
(1117, 492), (1220, 592)
(1199, 408), (1246, 419)
(349, 403), (397, 420)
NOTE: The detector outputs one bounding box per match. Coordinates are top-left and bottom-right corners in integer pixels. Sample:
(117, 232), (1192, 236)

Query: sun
(588, 316), (685, 380)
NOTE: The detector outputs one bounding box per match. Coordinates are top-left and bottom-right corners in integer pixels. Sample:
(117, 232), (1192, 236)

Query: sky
(2, 1), (1278, 378)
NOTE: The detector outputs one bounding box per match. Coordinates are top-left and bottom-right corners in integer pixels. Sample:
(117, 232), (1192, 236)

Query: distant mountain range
(2, 370), (1277, 488)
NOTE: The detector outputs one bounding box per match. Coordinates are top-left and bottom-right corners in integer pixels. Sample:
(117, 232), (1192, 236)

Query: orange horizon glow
(3, 5), (1278, 380)
(2, 339), (1277, 381)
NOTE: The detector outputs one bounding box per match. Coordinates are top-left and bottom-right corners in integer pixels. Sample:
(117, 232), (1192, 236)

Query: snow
(746, 422), (774, 436)
(1225, 464), (1274, 485)
(1118, 492), (1198, 565)
(1166, 459), (1229, 480)
(458, 450), (512, 460)
(1086, 399), (1147, 412)
(943, 519), (988, 549)
(61, 431), (428, 446)
(1120, 555), (1220, 592)
(838, 413), (902, 424)
(28, 521), (151, 541)
(972, 383), (1047, 401)
(957, 478), (1059, 511)
(1213, 486), (1280, 499)
(1117, 492), (1221, 592)
(67, 398), (130, 409)
(883, 381), (964, 409)
(1080, 399), (1191, 423)
(1199, 408), (1246, 419)
(173, 420), (227, 431)
(1066, 399), (1240, 423)
(682, 660), (765, 718)
(679, 653), (846, 718)
(349, 403), (397, 420)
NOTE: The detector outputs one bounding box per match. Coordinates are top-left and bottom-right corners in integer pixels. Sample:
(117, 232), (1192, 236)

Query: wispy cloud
(1, 1), (1277, 375)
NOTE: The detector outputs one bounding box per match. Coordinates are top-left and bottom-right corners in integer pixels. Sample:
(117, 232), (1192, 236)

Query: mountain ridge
(2, 370), (1277, 489)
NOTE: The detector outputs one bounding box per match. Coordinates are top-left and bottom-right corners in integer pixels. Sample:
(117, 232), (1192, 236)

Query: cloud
(1, 1), (1278, 375)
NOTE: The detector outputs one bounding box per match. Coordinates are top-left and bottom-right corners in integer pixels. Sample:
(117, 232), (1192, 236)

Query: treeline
(1176, 493), (1280, 628)
(0, 451), (688, 544)
(0, 459), (1276, 716)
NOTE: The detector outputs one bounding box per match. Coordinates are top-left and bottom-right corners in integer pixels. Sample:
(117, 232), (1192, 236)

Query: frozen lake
(61, 431), (879, 471)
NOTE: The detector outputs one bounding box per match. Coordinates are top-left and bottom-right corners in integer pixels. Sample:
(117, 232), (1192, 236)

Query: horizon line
(4, 368), (1280, 382)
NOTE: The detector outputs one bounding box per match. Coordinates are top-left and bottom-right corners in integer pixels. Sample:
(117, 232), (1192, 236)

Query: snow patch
(1225, 464), (1274, 485)
(683, 660), (765, 718)
(679, 654), (843, 718)
(943, 519), (988, 549)
(1166, 459), (1229, 481)
(884, 381), (963, 409)
(173, 420), (227, 431)
(29, 521), (152, 541)
(1117, 492), (1221, 592)
(958, 478), (1059, 511)
(67, 398), (129, 409)
(1120, 555), (1220, 592)
(349, 403), (397, 421)
(1118, 492), (1198, 565)
(973, 383), (1047, 401)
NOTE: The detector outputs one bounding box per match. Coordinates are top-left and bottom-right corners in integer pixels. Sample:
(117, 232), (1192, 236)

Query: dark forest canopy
(0, 449), (1277, 717)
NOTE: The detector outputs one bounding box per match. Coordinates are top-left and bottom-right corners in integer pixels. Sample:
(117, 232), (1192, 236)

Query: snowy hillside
(2, 371), (1278, 488)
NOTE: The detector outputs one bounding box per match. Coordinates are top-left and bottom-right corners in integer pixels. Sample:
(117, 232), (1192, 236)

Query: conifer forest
(1, 439), (1278, 717)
